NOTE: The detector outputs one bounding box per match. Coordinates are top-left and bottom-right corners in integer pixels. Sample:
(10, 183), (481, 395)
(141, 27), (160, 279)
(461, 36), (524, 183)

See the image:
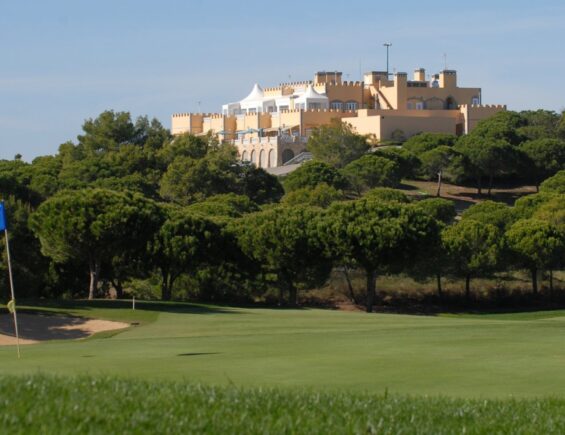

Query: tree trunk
(278, 287), (285, 306)
(477, 176), (482, 195)
(436, 273), (443, 298)
(487, 172), (494, 196)
(161, 271), (172, 301)
(436, 170), (442, 197)
(465, 274), (471, 300)
(111, 279), (124, 299)
(549, 270), (554, 295)
(343, 267), (358, 305)
(288, 284), (298, 306)
(531, 268), (538, 295)
(88, 260), (100, 300)
(366, 269), (377, 313)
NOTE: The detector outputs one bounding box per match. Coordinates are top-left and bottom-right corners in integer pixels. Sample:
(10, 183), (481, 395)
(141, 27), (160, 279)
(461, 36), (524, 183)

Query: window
(472, 96), (480, 106)
(415, 102), (424, 110)
(247, 108), (257, 114)
(330, 101), (343, 110)
(279, 105), (289, 111)
(308, 102), (321, 110)
(345, 101), (358, 111)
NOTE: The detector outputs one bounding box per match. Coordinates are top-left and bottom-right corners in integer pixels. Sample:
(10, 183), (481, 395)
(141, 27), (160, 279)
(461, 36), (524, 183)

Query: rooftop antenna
(383, 43), (392, 78)
(443, 53), (448, 70)
(197, 101), (202, 113)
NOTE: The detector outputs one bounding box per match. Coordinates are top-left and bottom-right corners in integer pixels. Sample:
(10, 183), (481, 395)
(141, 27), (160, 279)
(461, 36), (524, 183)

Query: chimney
(414, 68), (426, 81)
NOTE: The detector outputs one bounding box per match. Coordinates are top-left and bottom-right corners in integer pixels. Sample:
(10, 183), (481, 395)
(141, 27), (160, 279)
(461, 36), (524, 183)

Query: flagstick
(5, 229), (20, 358)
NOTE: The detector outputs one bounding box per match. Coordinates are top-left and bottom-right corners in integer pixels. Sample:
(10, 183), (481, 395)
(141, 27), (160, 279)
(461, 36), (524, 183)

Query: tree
(307, 120), (369, 168)
(518, 110), (560, 141)
(319, 199), (439, 312)
(283, 160), (348, 192)
(442, 220), (503, 299)
(461, 201), (515, 231)
(514, 192), (559, 219)
(363, 188), (410, 203)
(408, 198), (456, 297)
(506, 219), (564, 294)
(77, 110), (137, 155)
(157, 133), (209, 165)
(234, 206), (332, 305)
(187, 194), (259, 219)
(455, 137), (519, 195)
(149, 210), (225, 301)
(419, 146), (460, 196)
(341, 155), (401, 196)
(237, 163), (284, 204)
(412, 198), (457, 225)
(30, 189), (163, 299)
(0, 197), (50, 299)
(159, 149), (239, 205)
(539, 170), (565, 194)
(374, 147), (421, 179)
(402, 133), (456, 155)
(520, 139), (565, 190)
(533, 195), (565, 232)
(467, 110), (526, 146)
(281, 183), (345, 208)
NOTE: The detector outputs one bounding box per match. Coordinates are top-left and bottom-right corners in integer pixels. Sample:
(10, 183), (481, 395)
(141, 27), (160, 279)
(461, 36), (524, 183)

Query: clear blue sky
(1, 0), (564, 160)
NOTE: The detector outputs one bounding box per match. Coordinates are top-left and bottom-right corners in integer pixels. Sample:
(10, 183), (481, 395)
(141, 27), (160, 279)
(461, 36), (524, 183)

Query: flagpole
(4, 228), (20, 358)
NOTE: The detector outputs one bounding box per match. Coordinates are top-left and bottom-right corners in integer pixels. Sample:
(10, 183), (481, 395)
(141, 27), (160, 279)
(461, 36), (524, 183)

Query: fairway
(2, 301), (565, 398)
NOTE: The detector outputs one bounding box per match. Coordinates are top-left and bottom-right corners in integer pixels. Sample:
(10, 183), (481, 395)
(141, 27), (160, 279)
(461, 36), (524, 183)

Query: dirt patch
(0, 313), (130, 346)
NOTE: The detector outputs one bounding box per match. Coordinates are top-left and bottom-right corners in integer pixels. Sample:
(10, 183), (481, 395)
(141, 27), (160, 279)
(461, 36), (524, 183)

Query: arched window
(241, 150), (248, 161)
(259, 149), (266, 168)
(250, 150), (256, 165)
(268, 149), (276, 168)
(330, 100), (343, 110)
(345, 101), (358, 111)
(282, 149), (295, 164)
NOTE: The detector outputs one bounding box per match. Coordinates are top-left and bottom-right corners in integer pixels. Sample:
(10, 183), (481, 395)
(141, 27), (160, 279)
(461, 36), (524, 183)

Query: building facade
(172, 69), (505, 168)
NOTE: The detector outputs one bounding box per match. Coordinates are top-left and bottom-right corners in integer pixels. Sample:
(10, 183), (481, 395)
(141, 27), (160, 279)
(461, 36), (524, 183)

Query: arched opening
(330, 100), (343, 111)
(282, 149), (295, 164)
(250, 150), (256, 165)
(241, 150), (248, 162)
(268, 149), (276, 168)
(446, 96), (456, 109)
(259, 149), (266, 168)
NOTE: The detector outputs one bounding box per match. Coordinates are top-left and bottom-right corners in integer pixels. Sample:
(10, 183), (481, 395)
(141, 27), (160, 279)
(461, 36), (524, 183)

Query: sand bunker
(0, 313), (130, 346)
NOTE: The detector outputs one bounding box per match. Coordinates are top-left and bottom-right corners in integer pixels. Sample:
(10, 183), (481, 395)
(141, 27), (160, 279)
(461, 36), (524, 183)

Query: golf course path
(0, 313), (129, 345)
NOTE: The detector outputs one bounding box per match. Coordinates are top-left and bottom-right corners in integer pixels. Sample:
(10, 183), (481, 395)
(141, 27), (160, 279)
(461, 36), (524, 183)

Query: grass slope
(2, 376), (565, 434)
(2, 301), (565, 397)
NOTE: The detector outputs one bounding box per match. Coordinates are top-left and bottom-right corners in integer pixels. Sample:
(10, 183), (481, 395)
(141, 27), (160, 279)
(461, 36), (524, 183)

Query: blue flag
(0, 201), (6, 232)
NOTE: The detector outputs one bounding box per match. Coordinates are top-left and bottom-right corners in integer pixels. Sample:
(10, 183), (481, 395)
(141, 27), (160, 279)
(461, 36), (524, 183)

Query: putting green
(2, 301), (565, 397)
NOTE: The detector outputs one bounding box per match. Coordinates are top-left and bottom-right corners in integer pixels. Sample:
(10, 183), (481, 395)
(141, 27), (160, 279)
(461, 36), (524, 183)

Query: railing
(283, 152), (313, 166)
(231, 135), (308, 147)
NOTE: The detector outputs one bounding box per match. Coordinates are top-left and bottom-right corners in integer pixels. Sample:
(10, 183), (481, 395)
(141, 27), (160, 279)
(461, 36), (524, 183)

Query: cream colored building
(172, 69), (505, 167)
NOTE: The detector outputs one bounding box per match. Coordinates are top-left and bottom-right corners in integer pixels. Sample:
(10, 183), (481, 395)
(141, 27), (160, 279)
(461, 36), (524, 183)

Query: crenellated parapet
(326, 81), (363, 87)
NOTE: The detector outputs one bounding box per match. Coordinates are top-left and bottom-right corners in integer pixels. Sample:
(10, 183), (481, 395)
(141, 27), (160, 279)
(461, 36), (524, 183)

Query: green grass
(3, 375), (565, 434)
(3, 300), (565, 397)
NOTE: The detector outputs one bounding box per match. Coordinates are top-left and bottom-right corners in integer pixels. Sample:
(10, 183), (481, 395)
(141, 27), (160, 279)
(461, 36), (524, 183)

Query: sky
(1, 0), (564, 161)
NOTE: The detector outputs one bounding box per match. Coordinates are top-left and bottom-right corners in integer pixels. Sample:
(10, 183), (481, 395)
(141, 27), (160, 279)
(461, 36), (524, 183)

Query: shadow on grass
(17, 299), (239, 315)
(177, 352), (221, 357)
